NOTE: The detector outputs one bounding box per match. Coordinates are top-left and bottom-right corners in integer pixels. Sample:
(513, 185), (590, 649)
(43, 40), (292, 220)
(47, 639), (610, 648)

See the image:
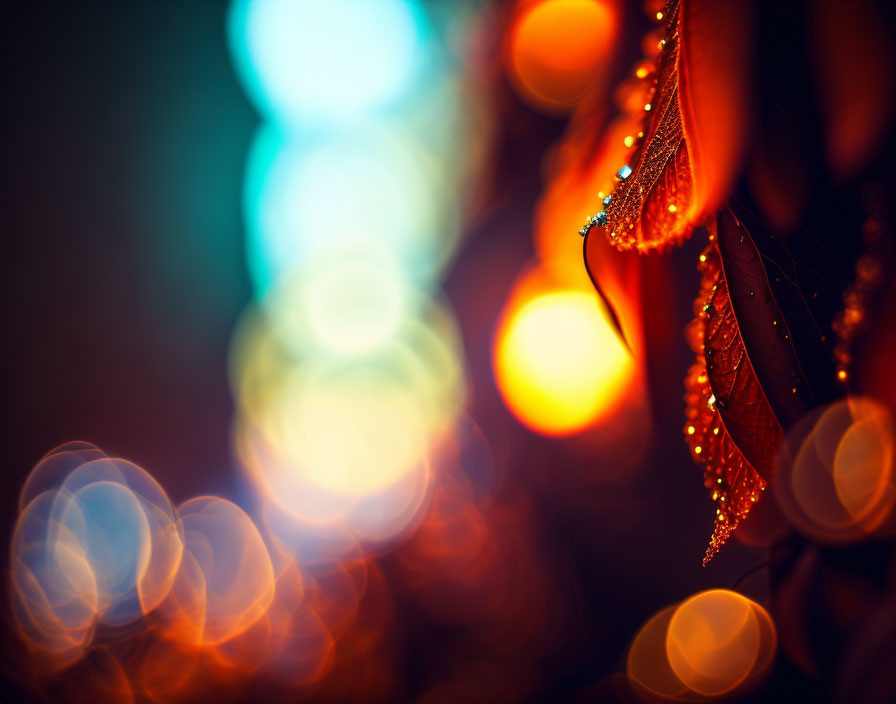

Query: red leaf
(685, 234), (782, 564)
(599, 0), (694, 252)
(586, 0), (751, 252)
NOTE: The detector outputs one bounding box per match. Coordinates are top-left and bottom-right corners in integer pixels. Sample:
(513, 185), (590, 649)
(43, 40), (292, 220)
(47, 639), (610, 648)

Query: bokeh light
(226, 0), (474, 596)
(493, 287), (633, 436)
(230, 297), (463, 509)
(493, 14), (648, 439)
(774, 396), (896, 543)
(243, 125), (457, 300)
(666, 589), (762, 697)
(220, 4), (478, 678)
(8, 437), (431, 696)
(259, 249), (415, 361)
(19, 442), (107, 513)
(11, 492), (99, 669)
(10, 453), (187, 663)
(228, 0), (428, 125)
(298, 255), (409, 356)
(627, 590), (777, 701)
(506, 0), (616, 112)
(53, 481), (151, 626)
(57, 458), (184, 624)
(172, 497), (275, 645)
(10, 452), (186, 672)
(626, 606), (693, 700)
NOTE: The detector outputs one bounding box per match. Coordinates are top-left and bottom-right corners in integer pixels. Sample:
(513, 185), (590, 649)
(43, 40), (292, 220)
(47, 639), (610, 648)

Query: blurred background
(2, 1), (891, 702)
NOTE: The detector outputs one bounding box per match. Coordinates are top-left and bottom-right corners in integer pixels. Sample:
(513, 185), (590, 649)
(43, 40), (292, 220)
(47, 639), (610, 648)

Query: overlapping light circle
(229, 0), (471, 561)
(8, 0), (479, 691)
(10, 445), (186, 666)
(230, 292), (464, 561)
(626, 589), (777, 700)
(168, 497), (275, 645)
(774, 396), (896, 543)
(7, 444), (346, 688)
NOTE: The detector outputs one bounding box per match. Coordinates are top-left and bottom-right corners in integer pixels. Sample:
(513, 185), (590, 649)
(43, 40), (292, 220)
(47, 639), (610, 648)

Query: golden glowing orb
(493, 290), (632, 436)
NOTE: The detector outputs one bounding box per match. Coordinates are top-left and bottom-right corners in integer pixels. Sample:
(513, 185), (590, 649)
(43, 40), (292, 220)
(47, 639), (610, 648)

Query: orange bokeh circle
(665, 589), (763, 697)
(506, 0), (616, 112)
(493, 278), (633, 436)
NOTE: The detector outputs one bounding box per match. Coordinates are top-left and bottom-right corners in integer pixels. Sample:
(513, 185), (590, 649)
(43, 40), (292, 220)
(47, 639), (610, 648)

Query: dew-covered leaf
(591, 0), (750, 252)
(685, 237), (776, 564)
(600, 0), (693, 252)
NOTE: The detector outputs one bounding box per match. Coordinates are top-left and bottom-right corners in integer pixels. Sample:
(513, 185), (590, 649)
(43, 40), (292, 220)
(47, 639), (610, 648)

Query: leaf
(586, 0), (751, 252)
(599, 0), (694, 252)
(583, 254), (632, 356)
(685, 236), (777, 564)
(687, 199), (863, 562)
(716, 203), (846, 423)
(702, 240), (784, 478)
(736, 200), (861, 393)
